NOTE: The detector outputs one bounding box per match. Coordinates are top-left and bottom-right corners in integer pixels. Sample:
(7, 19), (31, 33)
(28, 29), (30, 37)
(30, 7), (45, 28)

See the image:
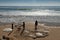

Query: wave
(0, 9), (60, 16)
(0, 6), (60, 23)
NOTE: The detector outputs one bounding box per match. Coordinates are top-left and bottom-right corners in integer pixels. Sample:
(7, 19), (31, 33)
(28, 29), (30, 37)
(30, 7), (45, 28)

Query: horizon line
(0, 5), (60, 6)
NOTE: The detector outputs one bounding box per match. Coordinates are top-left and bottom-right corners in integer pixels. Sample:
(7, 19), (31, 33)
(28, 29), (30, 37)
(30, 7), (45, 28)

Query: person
(35, 20), (38, 31)
(23, 22), (25, 30)
(12, 23), (13, 29)
(20, 22), (25, 35)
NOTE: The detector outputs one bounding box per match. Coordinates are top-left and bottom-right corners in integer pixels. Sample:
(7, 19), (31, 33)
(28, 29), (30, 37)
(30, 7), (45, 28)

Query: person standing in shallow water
(35, 20), (38, 31)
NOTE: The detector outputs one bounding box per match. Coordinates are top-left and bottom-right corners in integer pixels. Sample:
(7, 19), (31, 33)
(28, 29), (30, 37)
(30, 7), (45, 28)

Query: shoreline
(1, 21), (60, 26)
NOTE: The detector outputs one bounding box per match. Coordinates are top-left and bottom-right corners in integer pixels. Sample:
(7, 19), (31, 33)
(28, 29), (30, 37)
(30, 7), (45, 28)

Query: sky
(0, 0), (60, 6)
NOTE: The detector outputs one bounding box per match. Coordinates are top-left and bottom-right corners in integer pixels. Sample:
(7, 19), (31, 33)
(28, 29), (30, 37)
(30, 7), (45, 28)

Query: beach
(0, 22), (60, 40)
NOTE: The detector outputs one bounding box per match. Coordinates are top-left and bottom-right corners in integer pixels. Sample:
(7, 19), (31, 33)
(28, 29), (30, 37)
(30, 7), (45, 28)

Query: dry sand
(0, 22), (60, 40)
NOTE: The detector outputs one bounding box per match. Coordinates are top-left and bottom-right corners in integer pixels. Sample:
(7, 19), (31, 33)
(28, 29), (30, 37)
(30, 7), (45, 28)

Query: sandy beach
(0, 22), (60, 40)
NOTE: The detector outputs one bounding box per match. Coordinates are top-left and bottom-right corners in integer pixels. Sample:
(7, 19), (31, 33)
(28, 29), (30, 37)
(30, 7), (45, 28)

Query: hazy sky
(0, 0), (60, 6)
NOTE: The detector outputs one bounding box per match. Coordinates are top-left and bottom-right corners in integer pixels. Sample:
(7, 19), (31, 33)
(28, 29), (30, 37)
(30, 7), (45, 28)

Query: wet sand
(0, 22), (60, 40)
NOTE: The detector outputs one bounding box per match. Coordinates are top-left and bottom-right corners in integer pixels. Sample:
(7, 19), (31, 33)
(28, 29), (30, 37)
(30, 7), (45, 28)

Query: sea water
(0, 6), (60, 24)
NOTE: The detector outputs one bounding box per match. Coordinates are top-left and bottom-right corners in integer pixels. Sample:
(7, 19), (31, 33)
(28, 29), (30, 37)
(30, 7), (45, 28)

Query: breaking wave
(0, 9), (60, 16)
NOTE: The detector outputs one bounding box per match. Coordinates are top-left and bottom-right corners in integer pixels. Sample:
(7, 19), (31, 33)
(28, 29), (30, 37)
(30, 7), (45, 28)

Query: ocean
(0, 6), (60, 25)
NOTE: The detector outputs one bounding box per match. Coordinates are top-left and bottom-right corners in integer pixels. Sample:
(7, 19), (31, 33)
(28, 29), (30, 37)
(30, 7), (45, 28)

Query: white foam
(0, 10), (60, 16)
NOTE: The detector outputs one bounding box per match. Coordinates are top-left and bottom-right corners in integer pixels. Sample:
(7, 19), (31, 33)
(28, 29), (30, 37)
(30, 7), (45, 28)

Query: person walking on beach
(20, 22), (25, 35)
(23, 22), (25, 30)
(35, 20), (38, 31)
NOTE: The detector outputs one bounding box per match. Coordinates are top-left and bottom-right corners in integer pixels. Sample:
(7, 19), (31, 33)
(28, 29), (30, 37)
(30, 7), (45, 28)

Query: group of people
(20, 20), (38, 35)
(11, 20), (38, 31)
